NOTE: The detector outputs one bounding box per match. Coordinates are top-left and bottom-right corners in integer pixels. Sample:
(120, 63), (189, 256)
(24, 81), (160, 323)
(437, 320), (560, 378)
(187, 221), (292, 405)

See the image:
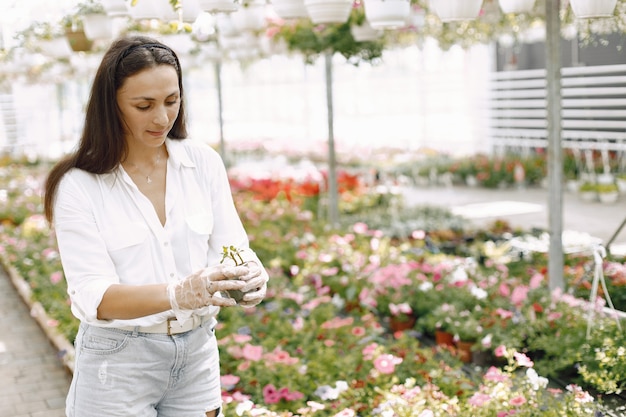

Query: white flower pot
(429, 0), (483, 22)
(599, 192), (619, 204)
(363, 0), (410, 29)
(129, 0), (177, 20)
(617, 178), (626, 194)
(350, 22), (382, 41)
(271, 0), (310, 19)
(198, 0), (239, 13)
(82, 14), (114, 40)
(231, 2), (267, 32)
(159, 33), (196, 56)
(38, 38), (73, 59)
(569, 0), (617, 18)
(498, 0), (535, 14)
(303, 0), (352, 24)
(100, 0), (130, 16)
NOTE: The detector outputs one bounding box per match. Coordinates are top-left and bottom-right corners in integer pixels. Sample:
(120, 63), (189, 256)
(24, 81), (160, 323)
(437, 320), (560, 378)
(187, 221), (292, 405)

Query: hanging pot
(198, 0), (239, 14)
(350, 21), (382, 42)
(271, 0), (310, 19)
(128, 0), (177, 20)
(64, 30), (93, 52)
(100, 0), (130, 16)
(303, 0), (352, 24)
(82, 14), (114, 40)
(429, 0), (483, 22)
(498, 0), (535, 14)
(363, 0), (410, 29)
(230, 1), (267, 32)
(569, 0), (617, 18)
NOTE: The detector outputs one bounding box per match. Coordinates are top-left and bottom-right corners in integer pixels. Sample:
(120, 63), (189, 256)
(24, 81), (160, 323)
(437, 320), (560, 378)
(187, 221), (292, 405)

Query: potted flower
(597, 182), (619, 204)
(578, 181), (597, 202)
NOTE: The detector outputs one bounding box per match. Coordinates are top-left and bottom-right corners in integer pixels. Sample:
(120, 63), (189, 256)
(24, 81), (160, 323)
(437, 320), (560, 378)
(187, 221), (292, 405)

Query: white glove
(236, 261), (269, 308)
(167, 264), (248, 315)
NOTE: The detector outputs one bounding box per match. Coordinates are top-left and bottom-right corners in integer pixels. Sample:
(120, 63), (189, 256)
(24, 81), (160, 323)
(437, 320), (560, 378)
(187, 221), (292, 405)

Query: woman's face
(116, 65), (180, 150)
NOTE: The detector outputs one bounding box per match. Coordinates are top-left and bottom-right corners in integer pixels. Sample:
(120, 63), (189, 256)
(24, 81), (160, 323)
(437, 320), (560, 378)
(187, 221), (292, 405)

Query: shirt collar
(165, 138), (196, 170)
(101, 138), (195, 186)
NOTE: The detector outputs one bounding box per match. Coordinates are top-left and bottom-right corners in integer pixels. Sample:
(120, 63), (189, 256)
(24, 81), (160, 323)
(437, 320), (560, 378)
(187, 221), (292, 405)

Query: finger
(210, 296), (238, 307)
(241, 266), (262, 282)
(209, 279), (246, 292)
(241, 285), (266, 302)
(241, 276), (265, 293)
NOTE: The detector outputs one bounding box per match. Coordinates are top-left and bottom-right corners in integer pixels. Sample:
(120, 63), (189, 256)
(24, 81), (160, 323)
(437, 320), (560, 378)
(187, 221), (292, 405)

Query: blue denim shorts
(66, 320), (223, 417)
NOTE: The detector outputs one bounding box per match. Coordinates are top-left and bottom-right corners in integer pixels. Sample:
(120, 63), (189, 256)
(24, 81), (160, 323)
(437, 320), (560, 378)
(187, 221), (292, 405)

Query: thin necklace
(130, 152), (162, 184)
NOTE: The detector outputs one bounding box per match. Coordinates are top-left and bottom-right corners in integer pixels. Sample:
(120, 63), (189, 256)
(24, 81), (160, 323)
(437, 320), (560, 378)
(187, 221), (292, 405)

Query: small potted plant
(596, 182), (619, 204)
(578, 181), (597, 202)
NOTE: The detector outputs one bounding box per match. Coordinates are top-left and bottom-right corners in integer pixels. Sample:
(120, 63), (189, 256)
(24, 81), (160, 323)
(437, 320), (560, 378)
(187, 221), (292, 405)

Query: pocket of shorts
(81, 328), (130, 355)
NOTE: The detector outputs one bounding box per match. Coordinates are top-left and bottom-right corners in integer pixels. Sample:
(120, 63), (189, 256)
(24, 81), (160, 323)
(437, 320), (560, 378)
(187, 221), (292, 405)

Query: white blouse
(53, 138), (263, 328)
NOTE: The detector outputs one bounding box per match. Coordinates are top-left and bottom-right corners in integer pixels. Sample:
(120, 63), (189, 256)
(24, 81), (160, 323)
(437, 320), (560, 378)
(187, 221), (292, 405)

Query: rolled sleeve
(54, 173), (119, 324)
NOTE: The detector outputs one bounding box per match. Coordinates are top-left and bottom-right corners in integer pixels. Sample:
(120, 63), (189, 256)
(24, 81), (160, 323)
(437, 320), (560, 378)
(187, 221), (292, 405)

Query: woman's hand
(167, 265), (248, 312)
(237, 262), (268, 308)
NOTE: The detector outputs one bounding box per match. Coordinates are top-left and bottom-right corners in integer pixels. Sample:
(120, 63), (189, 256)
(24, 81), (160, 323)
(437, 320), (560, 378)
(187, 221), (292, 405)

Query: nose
(153, 106), (169, 127)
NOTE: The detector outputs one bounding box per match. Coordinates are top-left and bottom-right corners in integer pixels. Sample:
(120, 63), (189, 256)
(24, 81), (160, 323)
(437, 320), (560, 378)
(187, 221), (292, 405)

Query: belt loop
(131, 326), (139, 337)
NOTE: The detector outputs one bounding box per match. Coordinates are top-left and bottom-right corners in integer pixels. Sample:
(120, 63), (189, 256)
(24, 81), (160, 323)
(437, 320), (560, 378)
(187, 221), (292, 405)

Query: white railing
(488, 64), (626, 153)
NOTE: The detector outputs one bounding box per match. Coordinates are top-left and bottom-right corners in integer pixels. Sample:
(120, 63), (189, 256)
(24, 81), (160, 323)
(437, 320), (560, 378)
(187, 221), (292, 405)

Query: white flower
(470, 285), (488, 300)
(235, 400), (254, 416)
(526, 368), (548, 390)
(419, 281), (433, 292)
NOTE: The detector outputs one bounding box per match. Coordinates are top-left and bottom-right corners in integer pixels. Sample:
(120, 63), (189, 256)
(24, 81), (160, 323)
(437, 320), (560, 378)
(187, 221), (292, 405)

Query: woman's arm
(97, 283), (170, 320)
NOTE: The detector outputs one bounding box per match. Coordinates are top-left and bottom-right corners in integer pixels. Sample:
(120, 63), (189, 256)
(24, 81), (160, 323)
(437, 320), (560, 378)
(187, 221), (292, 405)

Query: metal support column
(546, 0), (565, 290)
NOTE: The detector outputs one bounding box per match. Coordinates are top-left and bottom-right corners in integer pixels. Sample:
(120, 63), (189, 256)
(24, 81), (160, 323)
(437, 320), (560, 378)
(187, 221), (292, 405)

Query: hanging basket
(350, 21), (382, 41)
(271, 0), (310, 19)
(498, 0), (535, 14)
(569, 0), (617, 18)
(64, 30), (93, 52)
(303, 0), (352, 24)
(231, 2), (267, 32)
(198, 0), (239, 13)
(82, 14), (114, 40)
(100, 0), (130, 16)
(429, 0), (483, 22)
(363, 0), (410, 29)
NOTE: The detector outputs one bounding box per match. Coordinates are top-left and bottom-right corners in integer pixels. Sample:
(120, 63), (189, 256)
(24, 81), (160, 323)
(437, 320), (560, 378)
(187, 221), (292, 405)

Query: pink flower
(494, 345), (507, 357)
(468, 393), (492, 407)
(263, 384), (282, 404)
(484, 366), (508, 382)
(510, 395), (526, 406)
(362, 343), (378, 360)
(232, 334), (252, 343)
(514, 351), (534, 367)
(242, 344), (263, 361)
(333, 409), (356, 417)
(499, 283), (510, 297)
(351, 326), (366, 336)
(495, 308), (513, 319)
(353, 222), (368, 234)
(510, 285), (529, 306)
(373, 354), (402, 374)
(389, 302), (412, 316)
(547, 312), (563, 321)
(50, 271), (63, 284)
(220, 374), (239, 390)
(529, 273), (544, 289)
(292, 316), (304, 331)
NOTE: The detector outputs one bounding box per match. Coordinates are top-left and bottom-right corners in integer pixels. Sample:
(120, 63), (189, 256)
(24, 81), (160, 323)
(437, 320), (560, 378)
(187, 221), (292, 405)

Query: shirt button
(164, 241), (169, 246)
(170, 273), (175, 278)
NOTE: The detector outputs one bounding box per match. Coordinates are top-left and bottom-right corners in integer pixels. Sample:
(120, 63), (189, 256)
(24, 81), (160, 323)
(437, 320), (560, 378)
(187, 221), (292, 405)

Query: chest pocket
(100, 222), (153, 284)
(186, 211), (213, 268)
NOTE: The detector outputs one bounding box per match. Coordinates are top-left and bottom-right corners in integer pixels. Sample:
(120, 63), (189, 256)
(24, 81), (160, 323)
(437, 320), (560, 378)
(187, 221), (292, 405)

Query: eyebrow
(130, 92), (180, 100)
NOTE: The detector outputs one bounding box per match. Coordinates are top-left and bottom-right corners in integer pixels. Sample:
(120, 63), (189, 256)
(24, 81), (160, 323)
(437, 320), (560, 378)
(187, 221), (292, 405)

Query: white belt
(118, 315), (210, 336)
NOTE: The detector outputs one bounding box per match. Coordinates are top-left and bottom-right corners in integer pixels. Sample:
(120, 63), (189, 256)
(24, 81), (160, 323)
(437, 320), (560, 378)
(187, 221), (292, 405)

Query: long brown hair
(43, 35), (188, 222)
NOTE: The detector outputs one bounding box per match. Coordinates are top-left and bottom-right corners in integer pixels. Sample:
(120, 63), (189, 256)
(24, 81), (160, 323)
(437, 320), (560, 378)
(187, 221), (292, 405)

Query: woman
(43, 35), (268, 417)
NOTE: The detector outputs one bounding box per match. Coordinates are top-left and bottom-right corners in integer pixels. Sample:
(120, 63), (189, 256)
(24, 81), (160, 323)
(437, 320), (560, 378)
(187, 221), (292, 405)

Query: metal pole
(324, 51), (339, 227)
(214, 59), (226, 165)
(546, 0), (564, 290)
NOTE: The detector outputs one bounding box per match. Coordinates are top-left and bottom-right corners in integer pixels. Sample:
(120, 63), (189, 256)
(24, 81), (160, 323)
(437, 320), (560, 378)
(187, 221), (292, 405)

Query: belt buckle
(167, 317), (177, 336)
